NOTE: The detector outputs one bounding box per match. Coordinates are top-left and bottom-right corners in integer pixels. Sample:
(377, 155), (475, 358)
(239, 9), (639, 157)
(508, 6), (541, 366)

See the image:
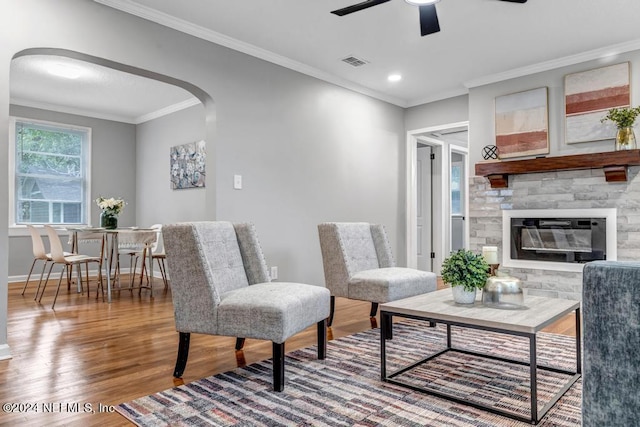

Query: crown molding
(93, 0), (407, 107)
(135, 97), (201, 124)
(406, 86), (469, 108)
(464, 39), (640, 89)
(10, 97), (135, 123)
(11, 96), (201, 125)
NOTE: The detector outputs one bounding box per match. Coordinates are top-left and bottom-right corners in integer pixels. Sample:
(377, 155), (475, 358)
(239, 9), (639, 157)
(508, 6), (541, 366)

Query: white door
(416, 145), (432, 271)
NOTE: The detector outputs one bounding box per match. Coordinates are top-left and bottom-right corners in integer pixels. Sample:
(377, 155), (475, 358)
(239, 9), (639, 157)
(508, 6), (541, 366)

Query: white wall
(0, 0), (406, 356)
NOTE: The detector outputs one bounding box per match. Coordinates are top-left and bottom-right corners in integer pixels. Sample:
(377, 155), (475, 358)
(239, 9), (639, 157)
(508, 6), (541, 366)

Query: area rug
(116, 320), (581, 426)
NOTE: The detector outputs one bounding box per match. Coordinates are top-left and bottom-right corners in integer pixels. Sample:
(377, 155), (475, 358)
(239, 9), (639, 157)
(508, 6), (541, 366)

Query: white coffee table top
(380, 288), (580, 334)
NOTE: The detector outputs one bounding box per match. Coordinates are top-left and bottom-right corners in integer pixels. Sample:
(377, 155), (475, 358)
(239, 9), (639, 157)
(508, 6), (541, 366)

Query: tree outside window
(13, 119), (88, 225)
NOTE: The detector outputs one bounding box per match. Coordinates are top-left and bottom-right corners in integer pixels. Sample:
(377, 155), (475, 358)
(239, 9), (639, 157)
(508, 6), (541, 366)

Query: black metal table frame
(380, 308), (581, 425)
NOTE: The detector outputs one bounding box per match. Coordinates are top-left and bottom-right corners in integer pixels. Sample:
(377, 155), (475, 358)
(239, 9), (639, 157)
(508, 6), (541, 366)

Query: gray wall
(0, 0), (406, 355)
(136, 104), (207, 226)
(8, 105), (136, 277)
(405, 95), (469, 131)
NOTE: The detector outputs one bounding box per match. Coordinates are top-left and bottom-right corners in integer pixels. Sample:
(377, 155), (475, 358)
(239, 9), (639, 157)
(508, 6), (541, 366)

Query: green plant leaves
(441, 249), (490, 292)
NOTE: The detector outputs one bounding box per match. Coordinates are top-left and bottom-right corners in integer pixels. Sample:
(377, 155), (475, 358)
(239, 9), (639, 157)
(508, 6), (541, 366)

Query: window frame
(8, 116), (92, 235)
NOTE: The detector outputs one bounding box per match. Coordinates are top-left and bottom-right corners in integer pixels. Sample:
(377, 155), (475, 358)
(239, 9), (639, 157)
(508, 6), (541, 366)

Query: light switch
(233, 174), (242, 190)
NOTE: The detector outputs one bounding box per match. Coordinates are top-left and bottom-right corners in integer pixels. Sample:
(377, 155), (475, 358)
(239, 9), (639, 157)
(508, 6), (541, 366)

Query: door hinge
(430, 153), (435, 160)
(430, 252), (436, 259)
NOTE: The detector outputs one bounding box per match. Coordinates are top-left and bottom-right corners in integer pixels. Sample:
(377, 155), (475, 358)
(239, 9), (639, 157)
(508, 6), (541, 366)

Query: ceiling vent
(341, 55), (369, 67)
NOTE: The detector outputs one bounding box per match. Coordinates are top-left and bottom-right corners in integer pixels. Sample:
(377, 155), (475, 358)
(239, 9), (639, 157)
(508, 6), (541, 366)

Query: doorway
(406, 122), (469, 274)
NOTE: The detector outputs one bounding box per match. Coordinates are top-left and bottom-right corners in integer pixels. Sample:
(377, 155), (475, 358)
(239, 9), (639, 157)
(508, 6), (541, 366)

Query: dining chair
(21, 225), (51, 297)
(318, 222), (438, 327)
(163, 221), (330, 391)
(129, 224), (169, 291)
(38, 226), (104, 309)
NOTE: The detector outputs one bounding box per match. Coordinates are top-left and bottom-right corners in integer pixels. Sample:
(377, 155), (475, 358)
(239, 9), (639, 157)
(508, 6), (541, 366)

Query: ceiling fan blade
(331, 0), (391, 16)
(419, 4), (440, 36)
(499, 0), (527, 3)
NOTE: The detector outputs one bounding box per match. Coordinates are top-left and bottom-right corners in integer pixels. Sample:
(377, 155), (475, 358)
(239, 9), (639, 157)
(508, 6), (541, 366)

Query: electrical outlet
(270, 266), (278, 281)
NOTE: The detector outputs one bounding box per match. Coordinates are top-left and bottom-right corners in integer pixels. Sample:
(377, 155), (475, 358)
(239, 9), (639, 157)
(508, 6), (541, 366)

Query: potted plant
(441, 249), (489, 304)
(600, 106), (640, 151)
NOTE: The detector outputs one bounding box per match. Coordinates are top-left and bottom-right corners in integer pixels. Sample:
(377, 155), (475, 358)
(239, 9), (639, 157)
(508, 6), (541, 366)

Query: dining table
(67, 226), (158, 303)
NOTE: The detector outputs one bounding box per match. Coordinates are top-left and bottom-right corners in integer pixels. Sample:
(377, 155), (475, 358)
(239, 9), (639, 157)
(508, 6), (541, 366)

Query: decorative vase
(451, 286), (477, 304)
(615, 127), (637, 151)
(100, 211), (118, 229)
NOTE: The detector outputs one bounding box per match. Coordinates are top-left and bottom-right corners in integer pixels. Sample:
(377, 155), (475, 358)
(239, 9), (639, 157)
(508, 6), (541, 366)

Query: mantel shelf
(475, 149), (640, 188)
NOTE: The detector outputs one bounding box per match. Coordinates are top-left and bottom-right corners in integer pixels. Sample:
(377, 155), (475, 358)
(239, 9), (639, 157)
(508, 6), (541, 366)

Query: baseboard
(9, 269), (165, 284)
(0, 344), (12, 360)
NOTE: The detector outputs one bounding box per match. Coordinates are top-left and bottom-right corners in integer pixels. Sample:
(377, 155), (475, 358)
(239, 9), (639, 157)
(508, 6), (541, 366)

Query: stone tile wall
(469, 165), (640, 300)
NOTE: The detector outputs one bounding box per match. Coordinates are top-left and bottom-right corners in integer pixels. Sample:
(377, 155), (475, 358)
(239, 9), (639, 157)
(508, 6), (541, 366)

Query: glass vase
(100, 211), (118, 229)
(615, 127), (637, 151)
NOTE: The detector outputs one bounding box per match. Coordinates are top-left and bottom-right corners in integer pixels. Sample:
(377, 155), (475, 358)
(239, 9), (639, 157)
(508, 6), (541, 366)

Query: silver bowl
(482, 275), (524, 309)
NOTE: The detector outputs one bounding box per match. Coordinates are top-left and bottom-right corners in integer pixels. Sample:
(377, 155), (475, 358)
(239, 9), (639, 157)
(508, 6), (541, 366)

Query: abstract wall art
(565, 62), (630, 144)
(495, 87), (549, 159)
(170, 140), (206, 189)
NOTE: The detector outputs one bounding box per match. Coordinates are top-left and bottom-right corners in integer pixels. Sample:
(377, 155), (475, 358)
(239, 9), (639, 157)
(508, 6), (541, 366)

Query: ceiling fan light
(405, 0), (440, 6)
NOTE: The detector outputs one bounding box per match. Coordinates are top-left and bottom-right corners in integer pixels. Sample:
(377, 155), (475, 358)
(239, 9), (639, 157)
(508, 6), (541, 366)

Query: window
(451, 163), (462, 215)
(10, 118), (90, 226)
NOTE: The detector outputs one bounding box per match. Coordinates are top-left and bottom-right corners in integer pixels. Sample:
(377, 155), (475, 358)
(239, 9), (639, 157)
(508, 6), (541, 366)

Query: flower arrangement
(600, 106), (640, 129)
(441, 249), (489, 292)
(95, 196), (125, 216)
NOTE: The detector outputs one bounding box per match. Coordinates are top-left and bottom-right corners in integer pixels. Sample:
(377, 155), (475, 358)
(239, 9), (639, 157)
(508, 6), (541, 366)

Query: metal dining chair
(38, 226), (104, 309)
(21, 225), (51, 297)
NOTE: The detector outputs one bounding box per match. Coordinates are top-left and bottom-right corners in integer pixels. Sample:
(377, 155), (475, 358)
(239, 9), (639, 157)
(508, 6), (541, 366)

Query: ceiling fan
(331, 0), (528, 37)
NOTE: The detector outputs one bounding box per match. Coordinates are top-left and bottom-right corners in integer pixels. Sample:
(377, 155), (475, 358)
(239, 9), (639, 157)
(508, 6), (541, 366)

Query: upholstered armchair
(163, 221), (330, 392)
(318, 222), (437, 326)
(582, 261), (640, 426)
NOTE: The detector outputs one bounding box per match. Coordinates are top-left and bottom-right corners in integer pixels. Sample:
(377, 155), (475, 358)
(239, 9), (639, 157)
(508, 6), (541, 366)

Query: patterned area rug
(117, 320), (581, 426)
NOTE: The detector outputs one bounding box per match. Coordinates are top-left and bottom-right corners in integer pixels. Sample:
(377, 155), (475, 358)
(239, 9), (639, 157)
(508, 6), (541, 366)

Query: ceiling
(10, 55), (197, 124)
(11, 0), (640, 122)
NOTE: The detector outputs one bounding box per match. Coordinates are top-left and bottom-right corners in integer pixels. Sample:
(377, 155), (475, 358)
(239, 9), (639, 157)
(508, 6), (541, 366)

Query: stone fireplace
(469, 166), (640, 300)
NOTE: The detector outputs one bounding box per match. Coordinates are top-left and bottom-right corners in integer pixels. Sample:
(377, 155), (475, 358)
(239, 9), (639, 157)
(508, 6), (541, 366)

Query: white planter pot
(451, 286), (477, 304)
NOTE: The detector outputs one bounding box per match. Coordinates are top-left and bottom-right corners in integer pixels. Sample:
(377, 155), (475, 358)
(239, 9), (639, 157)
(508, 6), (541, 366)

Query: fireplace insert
(510, 217), (607, 264)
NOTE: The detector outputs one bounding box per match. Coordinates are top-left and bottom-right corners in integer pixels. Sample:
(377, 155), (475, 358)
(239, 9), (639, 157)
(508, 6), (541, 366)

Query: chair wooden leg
(235, 338), (246, 350)
(173, 332), (191, 378)
(327, 295), (335, 327)
(273, 342), (285, 392)
(158, 259), (169, 290)
(370, 302), (379, 318)
(317, 320), (327, 360)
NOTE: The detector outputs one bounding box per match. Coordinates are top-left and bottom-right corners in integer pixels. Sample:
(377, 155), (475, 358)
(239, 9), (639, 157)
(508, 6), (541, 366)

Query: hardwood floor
(0, 278), (576, 427)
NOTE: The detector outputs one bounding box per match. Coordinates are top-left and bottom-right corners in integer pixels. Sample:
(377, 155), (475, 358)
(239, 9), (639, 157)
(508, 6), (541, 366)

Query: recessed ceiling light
(405, 0), (441, 5)
(388, 74), (402, 82)
(46, 62), (82, 79)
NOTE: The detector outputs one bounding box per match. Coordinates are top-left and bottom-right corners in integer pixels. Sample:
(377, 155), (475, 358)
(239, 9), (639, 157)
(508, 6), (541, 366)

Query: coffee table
(380, 288), (581, 425)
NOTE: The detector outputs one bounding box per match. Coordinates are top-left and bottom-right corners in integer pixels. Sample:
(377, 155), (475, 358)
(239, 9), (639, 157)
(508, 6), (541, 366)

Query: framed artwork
(495, 87), (549, 159)
(565, 62), (630, 144)
(170, 140), (206, 189)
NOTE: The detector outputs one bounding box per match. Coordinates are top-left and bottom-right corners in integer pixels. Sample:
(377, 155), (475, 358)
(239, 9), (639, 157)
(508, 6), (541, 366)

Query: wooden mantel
(475, 149), (640, 188)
